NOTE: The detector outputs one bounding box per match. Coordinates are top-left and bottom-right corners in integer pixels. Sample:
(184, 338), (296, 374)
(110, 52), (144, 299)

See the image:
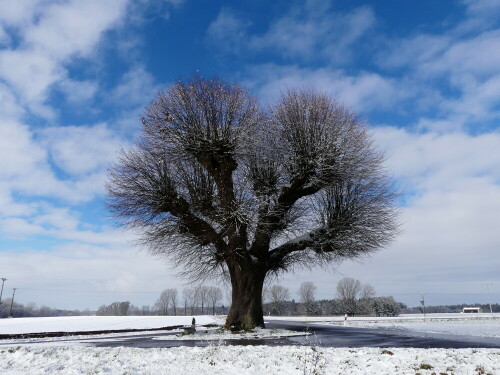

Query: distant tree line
(402, 303), (500, 314)
(4, 283), (496, 318)
(263, 279), (403, 317)
(96, 285), (225, 316)
(0, 299), (90, 318)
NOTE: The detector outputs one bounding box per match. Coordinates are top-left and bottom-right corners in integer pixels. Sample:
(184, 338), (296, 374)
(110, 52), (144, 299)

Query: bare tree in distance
(207, 286), (223, 315)
(269, 285), (290, 315)
(182, 288), (195, 315)
(168, 288), (178, 315)
(195, 285), (209, 314)
(360, 283), (376, 300)
(298, 282), (317, 315)
(107, 75), (399, 330)
(337, 277), (375, 315)
(262, 284), (270, 305)
(155, 289), (174, 315)
(359, 283), (376, 314)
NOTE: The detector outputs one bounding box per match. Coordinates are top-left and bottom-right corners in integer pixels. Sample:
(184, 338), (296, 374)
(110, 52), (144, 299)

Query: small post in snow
(182, 317), (196, 335)
(343, 314), (348, 326)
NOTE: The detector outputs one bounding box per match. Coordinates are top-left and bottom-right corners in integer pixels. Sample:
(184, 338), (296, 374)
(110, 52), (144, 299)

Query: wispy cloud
(242, 64), (407, 113)
(207, 1), (375, 65)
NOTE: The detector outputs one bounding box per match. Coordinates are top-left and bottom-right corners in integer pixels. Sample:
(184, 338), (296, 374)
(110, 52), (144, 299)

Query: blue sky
(1, 0), (500, 310)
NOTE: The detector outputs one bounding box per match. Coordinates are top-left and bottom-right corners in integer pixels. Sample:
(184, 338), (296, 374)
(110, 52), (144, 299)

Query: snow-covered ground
(346, 317), (500, 338)
(152, 327), (306, 341)
(1, 314), (499, 374)
(3, 313), (497, 336)
(267, 312), (500, 323)
(0, 315), (224, 335)
(0, 315), (306, 345)
(1, 345), (498, 374)
(266, 313), (500, 338)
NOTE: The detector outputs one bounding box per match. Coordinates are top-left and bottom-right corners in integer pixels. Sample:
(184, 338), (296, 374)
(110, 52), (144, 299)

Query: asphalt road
(82, 320), (500, 349)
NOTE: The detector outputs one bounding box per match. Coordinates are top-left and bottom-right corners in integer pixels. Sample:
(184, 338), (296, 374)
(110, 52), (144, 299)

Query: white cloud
(0, 0), (41, 28)
(32, 206), (80, 231)
(0, 218), (44, 238)
(0, 83), (24, 120)
(111, 65), (159, 107)
(206, 8), (250, 54)
(0, 121), (48, 180)
(243, 64), (405, 113)
(127, 0), (185, 23)
(0, 120), (116, 204)
(458, 0), (500, 32)
(0, 0), (135, 209)
(24, 0), (127, 60)
(253, 4), (375, 63)
(374, 127), (500, 190)
(40, 123), (124, 176)
(57, 79), (98, 104)
(463, 0), (500, 15)
(0, 25), (10, 45)
(0, 0), (128, 113)
(207, 2), (375, 65)
(0, 49), (61, 114)
(376, 7), (500, 129)
(0, 187), (36, 217)
(0, 242), (181, 310)
(0, 204), (136, 245)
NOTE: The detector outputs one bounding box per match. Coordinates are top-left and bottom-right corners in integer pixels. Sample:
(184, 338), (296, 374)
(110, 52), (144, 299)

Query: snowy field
(1, 345), (499, 374)
(0, 315), (224, 335)
(0, 314), (499, 374)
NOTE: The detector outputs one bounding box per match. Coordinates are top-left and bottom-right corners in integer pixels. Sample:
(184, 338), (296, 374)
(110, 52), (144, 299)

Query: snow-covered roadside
(340, 319), (500, 338)
(267, 314), (500, 338)
(304, 316), (500, 338)
(0, 327), (307, 346)
(266, 313), (500, 324)
(1, 345), (498, 375)
(153, 327), (307, 341)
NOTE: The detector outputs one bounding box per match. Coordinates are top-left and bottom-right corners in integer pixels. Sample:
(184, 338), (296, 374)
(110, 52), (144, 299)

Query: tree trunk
(225, 265), (266, 331)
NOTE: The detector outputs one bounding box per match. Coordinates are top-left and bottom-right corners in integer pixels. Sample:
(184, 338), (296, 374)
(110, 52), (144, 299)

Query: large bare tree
(107, 75), (399, 330)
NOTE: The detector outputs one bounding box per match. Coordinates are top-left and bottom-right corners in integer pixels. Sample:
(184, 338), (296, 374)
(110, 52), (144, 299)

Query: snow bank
(345, 318), (500, 338)
(267, 313), (500, 323)
(153, 327), (307, 341)
(0, 345), (498, 374)
(0, 316), (224, 335)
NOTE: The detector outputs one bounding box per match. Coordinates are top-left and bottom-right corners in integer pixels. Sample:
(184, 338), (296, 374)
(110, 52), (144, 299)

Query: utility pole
(0, 278), (6, 304)
(420, 293), (426, 321)
(9, 288), (16, 318)
(485, 284), (493, 314)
